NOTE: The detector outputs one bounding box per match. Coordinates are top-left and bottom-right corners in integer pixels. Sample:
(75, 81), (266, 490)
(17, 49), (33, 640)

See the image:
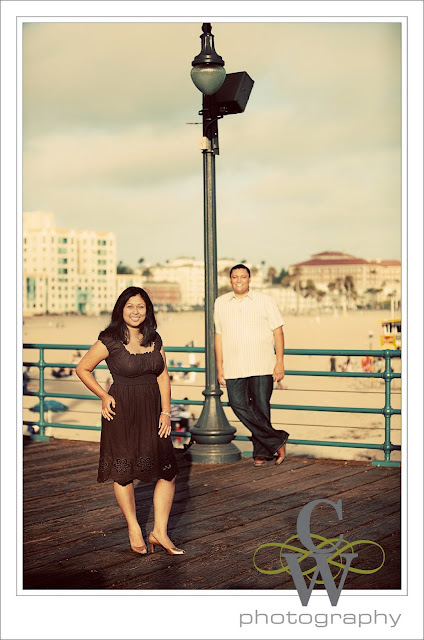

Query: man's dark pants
(226, 375), (289, 458)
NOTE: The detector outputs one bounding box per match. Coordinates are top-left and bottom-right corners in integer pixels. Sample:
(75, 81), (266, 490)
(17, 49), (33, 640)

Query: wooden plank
(22, 457), (317, 523)
(22, 453), (311, 503)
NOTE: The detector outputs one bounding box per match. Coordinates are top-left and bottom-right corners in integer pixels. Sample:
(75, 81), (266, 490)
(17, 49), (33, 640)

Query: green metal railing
(23, 343), (401, 467)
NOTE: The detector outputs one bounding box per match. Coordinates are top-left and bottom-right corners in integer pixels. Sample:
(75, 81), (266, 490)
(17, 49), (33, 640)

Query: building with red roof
(288, 251), (401, 295)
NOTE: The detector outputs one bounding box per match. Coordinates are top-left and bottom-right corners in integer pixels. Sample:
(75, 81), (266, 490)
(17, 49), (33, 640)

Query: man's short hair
(230, 264), (251, 277)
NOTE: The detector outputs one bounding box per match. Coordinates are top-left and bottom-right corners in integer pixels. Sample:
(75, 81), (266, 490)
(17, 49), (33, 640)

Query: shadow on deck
(23, 438), (401, 591)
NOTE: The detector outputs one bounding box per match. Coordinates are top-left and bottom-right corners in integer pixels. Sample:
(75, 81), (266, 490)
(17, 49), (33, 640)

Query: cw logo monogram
(253, 499), (385, 606)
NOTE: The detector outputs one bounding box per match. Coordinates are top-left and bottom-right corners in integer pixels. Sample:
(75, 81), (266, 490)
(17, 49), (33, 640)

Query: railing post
(372, 349), (398, 467)
(32, 347), (50, 442)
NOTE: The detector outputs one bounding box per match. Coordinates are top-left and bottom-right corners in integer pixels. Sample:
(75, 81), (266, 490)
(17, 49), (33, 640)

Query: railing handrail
(23, 342), (401, 358)
(22, 343), (401, 467)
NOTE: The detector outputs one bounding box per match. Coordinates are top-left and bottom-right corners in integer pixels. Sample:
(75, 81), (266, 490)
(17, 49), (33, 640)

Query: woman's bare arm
(76, 340), (116, 420)
(157, 347), (172, 438)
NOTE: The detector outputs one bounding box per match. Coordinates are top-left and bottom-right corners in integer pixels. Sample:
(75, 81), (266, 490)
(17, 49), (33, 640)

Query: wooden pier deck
(23, 439), (401, 591)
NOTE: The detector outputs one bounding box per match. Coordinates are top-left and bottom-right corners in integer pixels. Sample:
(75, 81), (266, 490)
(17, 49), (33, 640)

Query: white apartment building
(148, 258), (205, 307)
(23, 216), (270, 315)
(23, 212), (117, 316)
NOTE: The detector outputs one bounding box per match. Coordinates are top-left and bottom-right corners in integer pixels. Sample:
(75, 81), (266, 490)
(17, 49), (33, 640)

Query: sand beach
(22, 309), (401, 463)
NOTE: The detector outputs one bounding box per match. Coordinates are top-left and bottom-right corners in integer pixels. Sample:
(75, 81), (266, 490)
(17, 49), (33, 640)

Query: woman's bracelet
(160, 411), (171, 418)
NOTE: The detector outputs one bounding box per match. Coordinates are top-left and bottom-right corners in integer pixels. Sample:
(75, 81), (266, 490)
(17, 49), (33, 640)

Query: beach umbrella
(30, 400), (69, 413)
(30, 399), (69, 424)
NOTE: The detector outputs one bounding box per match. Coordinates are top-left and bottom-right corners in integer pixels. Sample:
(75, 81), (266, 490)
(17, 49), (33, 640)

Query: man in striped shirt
(214, 264), (289, 467)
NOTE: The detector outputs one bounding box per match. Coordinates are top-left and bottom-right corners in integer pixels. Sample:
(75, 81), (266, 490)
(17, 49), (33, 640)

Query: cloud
(24, 124), (200, 189)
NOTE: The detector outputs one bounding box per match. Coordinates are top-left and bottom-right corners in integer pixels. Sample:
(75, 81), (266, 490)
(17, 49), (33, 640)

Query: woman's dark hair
(99, 287), (157, 346)
(230, 264), (251, 277)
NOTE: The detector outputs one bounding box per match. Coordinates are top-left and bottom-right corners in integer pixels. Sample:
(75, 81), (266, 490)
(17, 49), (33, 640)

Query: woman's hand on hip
(101, 394), (116, 421)
(158, 413), (172, 438)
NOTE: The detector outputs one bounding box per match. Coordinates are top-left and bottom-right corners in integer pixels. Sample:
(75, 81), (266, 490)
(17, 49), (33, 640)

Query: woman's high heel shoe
(148, 532), (185, 556)
(129, 539), (148, 555)
(130, 543), (148, 555)
(131, 544), (148, 555)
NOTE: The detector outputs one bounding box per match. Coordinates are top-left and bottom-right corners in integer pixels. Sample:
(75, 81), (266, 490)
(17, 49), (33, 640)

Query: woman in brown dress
(76, 287), (184, 556)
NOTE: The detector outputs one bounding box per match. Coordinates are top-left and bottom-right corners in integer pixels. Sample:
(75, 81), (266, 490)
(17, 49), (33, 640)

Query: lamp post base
(185, 442), (241, 464)
(186, 391), (241, 463)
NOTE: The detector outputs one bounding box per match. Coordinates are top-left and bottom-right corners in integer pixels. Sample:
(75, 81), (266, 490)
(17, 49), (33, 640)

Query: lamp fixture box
(214, 72), (254, 115)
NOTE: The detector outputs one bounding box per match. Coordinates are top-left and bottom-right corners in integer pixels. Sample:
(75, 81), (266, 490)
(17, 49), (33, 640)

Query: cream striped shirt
(214, 290), (284, 379)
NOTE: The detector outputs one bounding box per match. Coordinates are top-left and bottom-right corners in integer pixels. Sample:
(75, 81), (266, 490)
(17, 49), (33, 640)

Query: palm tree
(344, 275), (356, 308)
(335, 277), (344, 295)
(365, 288), (383, 310)
(117, 261), (133, 274)
(316, 290), (326, 307)
(333, 277), (346, 310)
(289, 266), (303, 313)
(290, 266), (302, 293)
(327, 282), (337, 310)
(276, 268), (289, 284)
(344, 275), (354, 294)
(304, 279), (317, 298)
(267, 267), (277, 284)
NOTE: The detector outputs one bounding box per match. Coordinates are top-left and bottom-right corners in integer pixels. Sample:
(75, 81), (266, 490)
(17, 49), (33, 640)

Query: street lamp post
(187, 23), (253, 463)
(187, 23), (239, 463)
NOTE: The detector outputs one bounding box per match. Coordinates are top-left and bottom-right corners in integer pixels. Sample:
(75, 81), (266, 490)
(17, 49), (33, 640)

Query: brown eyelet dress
(97, 332), (178, 485)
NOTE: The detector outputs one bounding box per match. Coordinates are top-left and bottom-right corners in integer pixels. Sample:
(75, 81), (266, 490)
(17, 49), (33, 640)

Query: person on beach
(68, 350), (81, 376)
(214, 264), (289, 468)
(76, 287), (185, 556)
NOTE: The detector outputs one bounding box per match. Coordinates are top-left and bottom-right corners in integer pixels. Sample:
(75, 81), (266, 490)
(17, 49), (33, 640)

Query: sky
(23, 20), (402, 271)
